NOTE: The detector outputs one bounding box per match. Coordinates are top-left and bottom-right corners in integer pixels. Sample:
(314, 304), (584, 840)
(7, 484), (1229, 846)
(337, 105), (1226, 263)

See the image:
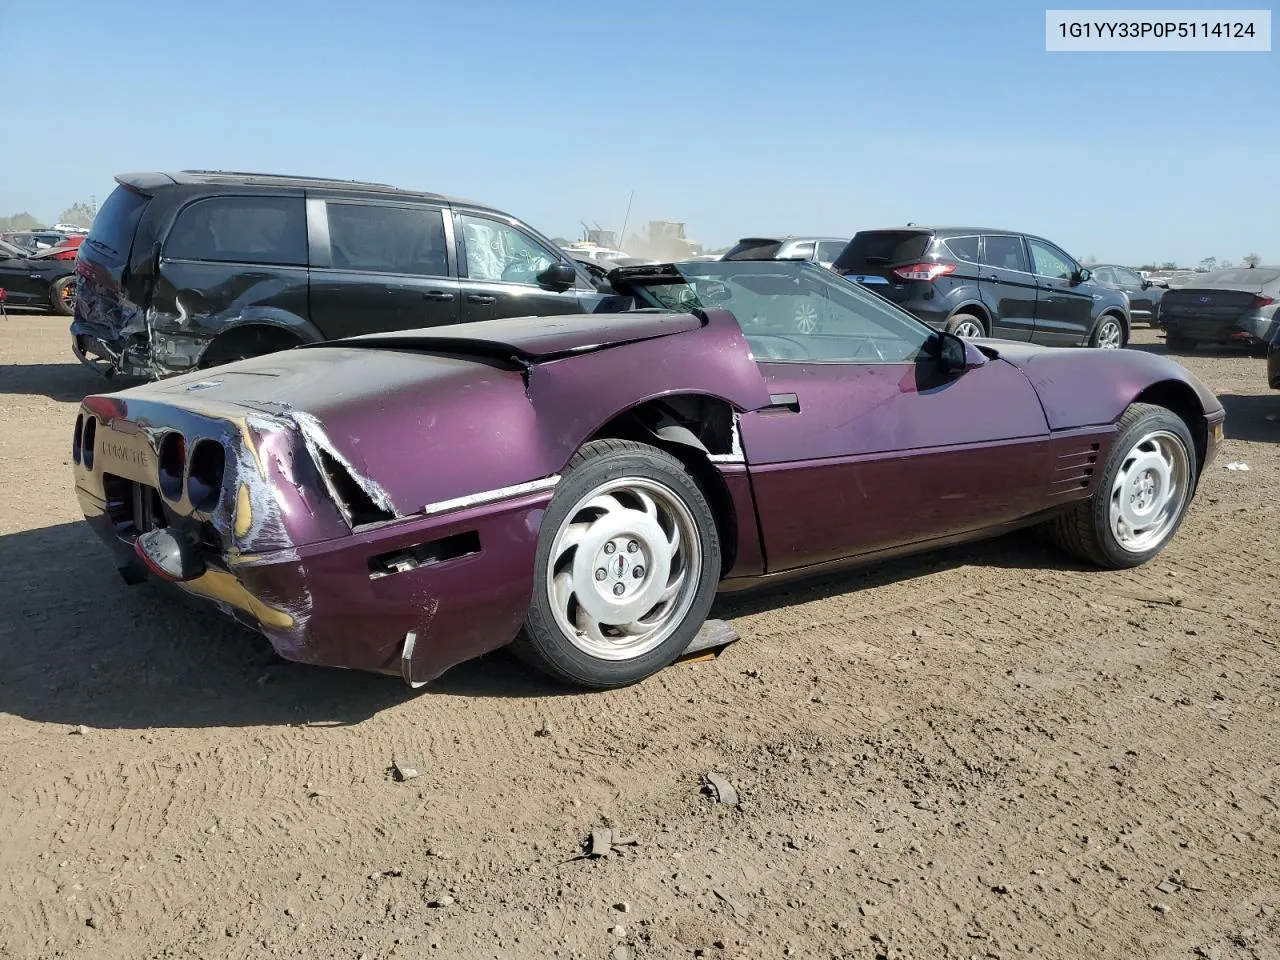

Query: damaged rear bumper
(76, 480), (553, 685)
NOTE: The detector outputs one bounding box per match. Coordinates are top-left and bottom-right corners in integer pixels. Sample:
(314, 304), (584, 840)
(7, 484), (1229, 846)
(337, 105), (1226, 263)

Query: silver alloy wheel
(1096, 318), (1123, 348)
(1108, 429), (1190, 553)
(546, 477), (702, 661)
(951, 317), (984, 338)
(794, 301), (820, 334)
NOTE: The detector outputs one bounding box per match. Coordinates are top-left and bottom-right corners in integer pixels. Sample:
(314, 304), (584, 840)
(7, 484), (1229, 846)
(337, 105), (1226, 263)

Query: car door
(978, 235), (1037, 340)
(1114, 266), (1155, 322)
(307, 198), (461, 339)
(1027, 237), (1093, 345)
(731, 267), (1052, 572)
(454, 212), (587, 322)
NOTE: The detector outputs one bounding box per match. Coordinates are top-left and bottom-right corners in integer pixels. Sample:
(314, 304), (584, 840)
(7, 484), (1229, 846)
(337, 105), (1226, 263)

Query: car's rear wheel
(516, 439), (720, 688)
(1165, 332), (1196, 351)
(1091, 315), (1126, 348)
(946, 313), (986, 339)
(1045, 402), (1197, 569)
(49, 276), (76, 316)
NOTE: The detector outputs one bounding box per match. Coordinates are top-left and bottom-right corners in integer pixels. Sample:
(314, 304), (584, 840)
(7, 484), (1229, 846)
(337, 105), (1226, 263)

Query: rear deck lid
(325, 310), (703, 361)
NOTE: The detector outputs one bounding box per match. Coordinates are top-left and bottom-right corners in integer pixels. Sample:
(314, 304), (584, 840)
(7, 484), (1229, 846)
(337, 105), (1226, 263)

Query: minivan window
(165, 196), (307, 266)
(86, 185), (150, 262)
(833, 231), (933, 273)
(326, 202), (448, 277)
(1027, 238), (1076, 280)
(943, 236), (979, 262)
(459, 214), (557, 283)
(981, 235), (1029, 273)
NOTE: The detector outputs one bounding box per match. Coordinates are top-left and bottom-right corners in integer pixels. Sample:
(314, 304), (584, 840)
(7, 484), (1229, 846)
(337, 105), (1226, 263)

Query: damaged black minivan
(72, 171), (611, 378)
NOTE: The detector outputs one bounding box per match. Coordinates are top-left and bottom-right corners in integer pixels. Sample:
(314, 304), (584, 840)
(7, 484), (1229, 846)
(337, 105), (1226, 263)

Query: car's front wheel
(49, 276), (76, 316)
(517, 439), (721, 688)
(1045, 402), (1197, 568)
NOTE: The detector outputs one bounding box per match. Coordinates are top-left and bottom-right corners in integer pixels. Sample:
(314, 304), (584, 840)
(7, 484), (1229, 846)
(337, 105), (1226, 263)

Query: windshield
(619, 261), (936, 364)
(0, 239), (26, 258)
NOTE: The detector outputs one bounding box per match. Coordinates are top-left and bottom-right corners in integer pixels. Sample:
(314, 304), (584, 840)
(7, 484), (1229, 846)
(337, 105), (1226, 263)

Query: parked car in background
(74, 259), (1223, 689)
(1, 230), (68, 253)
(0, 238), (78, 314)
(1157, 266), (1280, 352)
(722, 236), (849, 269)
(73, 171), (621, 378)
(32, 234), (85, 262)
(1089, 264), (1164, 326)
(1268, 330), (1280, 390)
(50, 222), (90, 234)
(833, 226), (1130, 348)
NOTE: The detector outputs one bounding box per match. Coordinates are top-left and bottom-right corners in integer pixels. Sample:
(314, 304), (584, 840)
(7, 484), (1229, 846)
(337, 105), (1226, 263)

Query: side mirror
(934, 331), (985, 375)
(537, 261), (578, 291)
(1141, 279), (1152, 289)
(1074, 267), (1092, 284)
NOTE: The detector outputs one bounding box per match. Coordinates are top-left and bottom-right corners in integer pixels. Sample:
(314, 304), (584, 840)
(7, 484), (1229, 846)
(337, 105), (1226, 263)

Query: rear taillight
(73, 414), (84, 465)
(158, 432), (187, 501)
(892, 262), (957, 282)
(1253, 295), (1276, 308)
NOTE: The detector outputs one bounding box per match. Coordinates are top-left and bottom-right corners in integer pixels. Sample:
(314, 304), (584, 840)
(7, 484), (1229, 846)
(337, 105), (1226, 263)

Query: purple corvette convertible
(73, 261), (1225, 688)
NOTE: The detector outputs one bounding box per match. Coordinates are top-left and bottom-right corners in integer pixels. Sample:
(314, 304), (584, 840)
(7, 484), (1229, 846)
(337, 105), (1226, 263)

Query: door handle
(422, 290), (455, 301)
(984, 275), (1001, 282)
(466, 294), (497, 305)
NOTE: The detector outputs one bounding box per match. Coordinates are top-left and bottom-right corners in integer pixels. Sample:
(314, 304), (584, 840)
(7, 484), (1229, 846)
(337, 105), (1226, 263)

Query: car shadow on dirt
(1219, 392), (1280, 443)
(0, 520), (1088, 729)
(0, 363), (127, 404)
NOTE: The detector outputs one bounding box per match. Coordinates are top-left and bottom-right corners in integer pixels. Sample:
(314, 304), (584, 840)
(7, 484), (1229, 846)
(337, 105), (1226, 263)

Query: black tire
(1089, 314), (1127, 348)
(945, 312), (986, 339)
(1045, 402), (1197, 569)
(48, 275), (76, 316)
(514, 439), (721, 689)
(1165, 332), (1196, 352)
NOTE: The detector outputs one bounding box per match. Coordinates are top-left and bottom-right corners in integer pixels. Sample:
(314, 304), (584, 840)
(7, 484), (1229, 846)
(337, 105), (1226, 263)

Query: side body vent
(1048, 441), (1102, 496)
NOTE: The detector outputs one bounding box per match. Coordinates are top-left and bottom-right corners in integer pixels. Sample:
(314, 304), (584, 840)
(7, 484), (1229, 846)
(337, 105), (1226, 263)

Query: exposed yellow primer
(234, 483), (253, 537)
(181, 569), (295, 629)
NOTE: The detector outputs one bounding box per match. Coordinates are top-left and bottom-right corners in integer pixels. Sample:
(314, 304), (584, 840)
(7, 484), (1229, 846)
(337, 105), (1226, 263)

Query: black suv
(832, 227), (1129, 348)
(72, 171), (613, 377)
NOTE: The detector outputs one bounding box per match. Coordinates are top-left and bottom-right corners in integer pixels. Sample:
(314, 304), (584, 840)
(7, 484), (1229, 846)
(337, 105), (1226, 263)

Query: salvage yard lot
(0, 316), (1277, 960)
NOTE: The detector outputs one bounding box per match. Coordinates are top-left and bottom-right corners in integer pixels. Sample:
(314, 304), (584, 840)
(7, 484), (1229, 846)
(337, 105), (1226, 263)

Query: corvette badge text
(1046, 9), (1271, 50)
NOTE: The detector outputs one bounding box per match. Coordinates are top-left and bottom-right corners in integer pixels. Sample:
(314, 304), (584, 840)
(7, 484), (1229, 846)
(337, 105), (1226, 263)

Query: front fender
(996, 345), (1222, 430)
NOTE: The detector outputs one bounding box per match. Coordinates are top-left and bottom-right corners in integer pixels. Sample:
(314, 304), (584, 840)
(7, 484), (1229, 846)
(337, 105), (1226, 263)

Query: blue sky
(1, 0), (1275, 264)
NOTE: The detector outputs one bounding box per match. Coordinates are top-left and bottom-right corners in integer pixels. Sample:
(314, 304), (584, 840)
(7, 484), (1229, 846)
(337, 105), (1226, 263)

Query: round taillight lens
(187, 439), (226, 512)
(158, 432), (186, 501)
(82, 417), (97, 470)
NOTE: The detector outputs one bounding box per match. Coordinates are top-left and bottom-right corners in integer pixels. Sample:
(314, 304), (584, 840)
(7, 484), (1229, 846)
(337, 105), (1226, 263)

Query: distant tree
(1160, 261), (1178, 270)
(56, 201), (96, 229)
(1082, 254), (1098, 266)
(1219, 259), (1234, 269)
(550, 236), (571, 247)
(1198, 257), (1217, 272)
(0, 212), (43, 232)
(1138, 263), (1158, 272)
(1243, 252), (1261, 268)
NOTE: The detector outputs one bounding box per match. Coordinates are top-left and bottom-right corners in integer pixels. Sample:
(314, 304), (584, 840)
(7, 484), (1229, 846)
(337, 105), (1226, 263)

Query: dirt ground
(0, 314), (1276, 960)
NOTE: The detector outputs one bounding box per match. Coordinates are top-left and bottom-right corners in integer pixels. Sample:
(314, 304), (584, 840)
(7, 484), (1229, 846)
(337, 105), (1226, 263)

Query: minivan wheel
(49, 276), (76, 316)
(947, 313), (986, 339)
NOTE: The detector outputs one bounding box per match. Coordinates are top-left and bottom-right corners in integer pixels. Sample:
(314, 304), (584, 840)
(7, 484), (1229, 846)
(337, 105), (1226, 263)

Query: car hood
(980, 340), (1223, 430)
